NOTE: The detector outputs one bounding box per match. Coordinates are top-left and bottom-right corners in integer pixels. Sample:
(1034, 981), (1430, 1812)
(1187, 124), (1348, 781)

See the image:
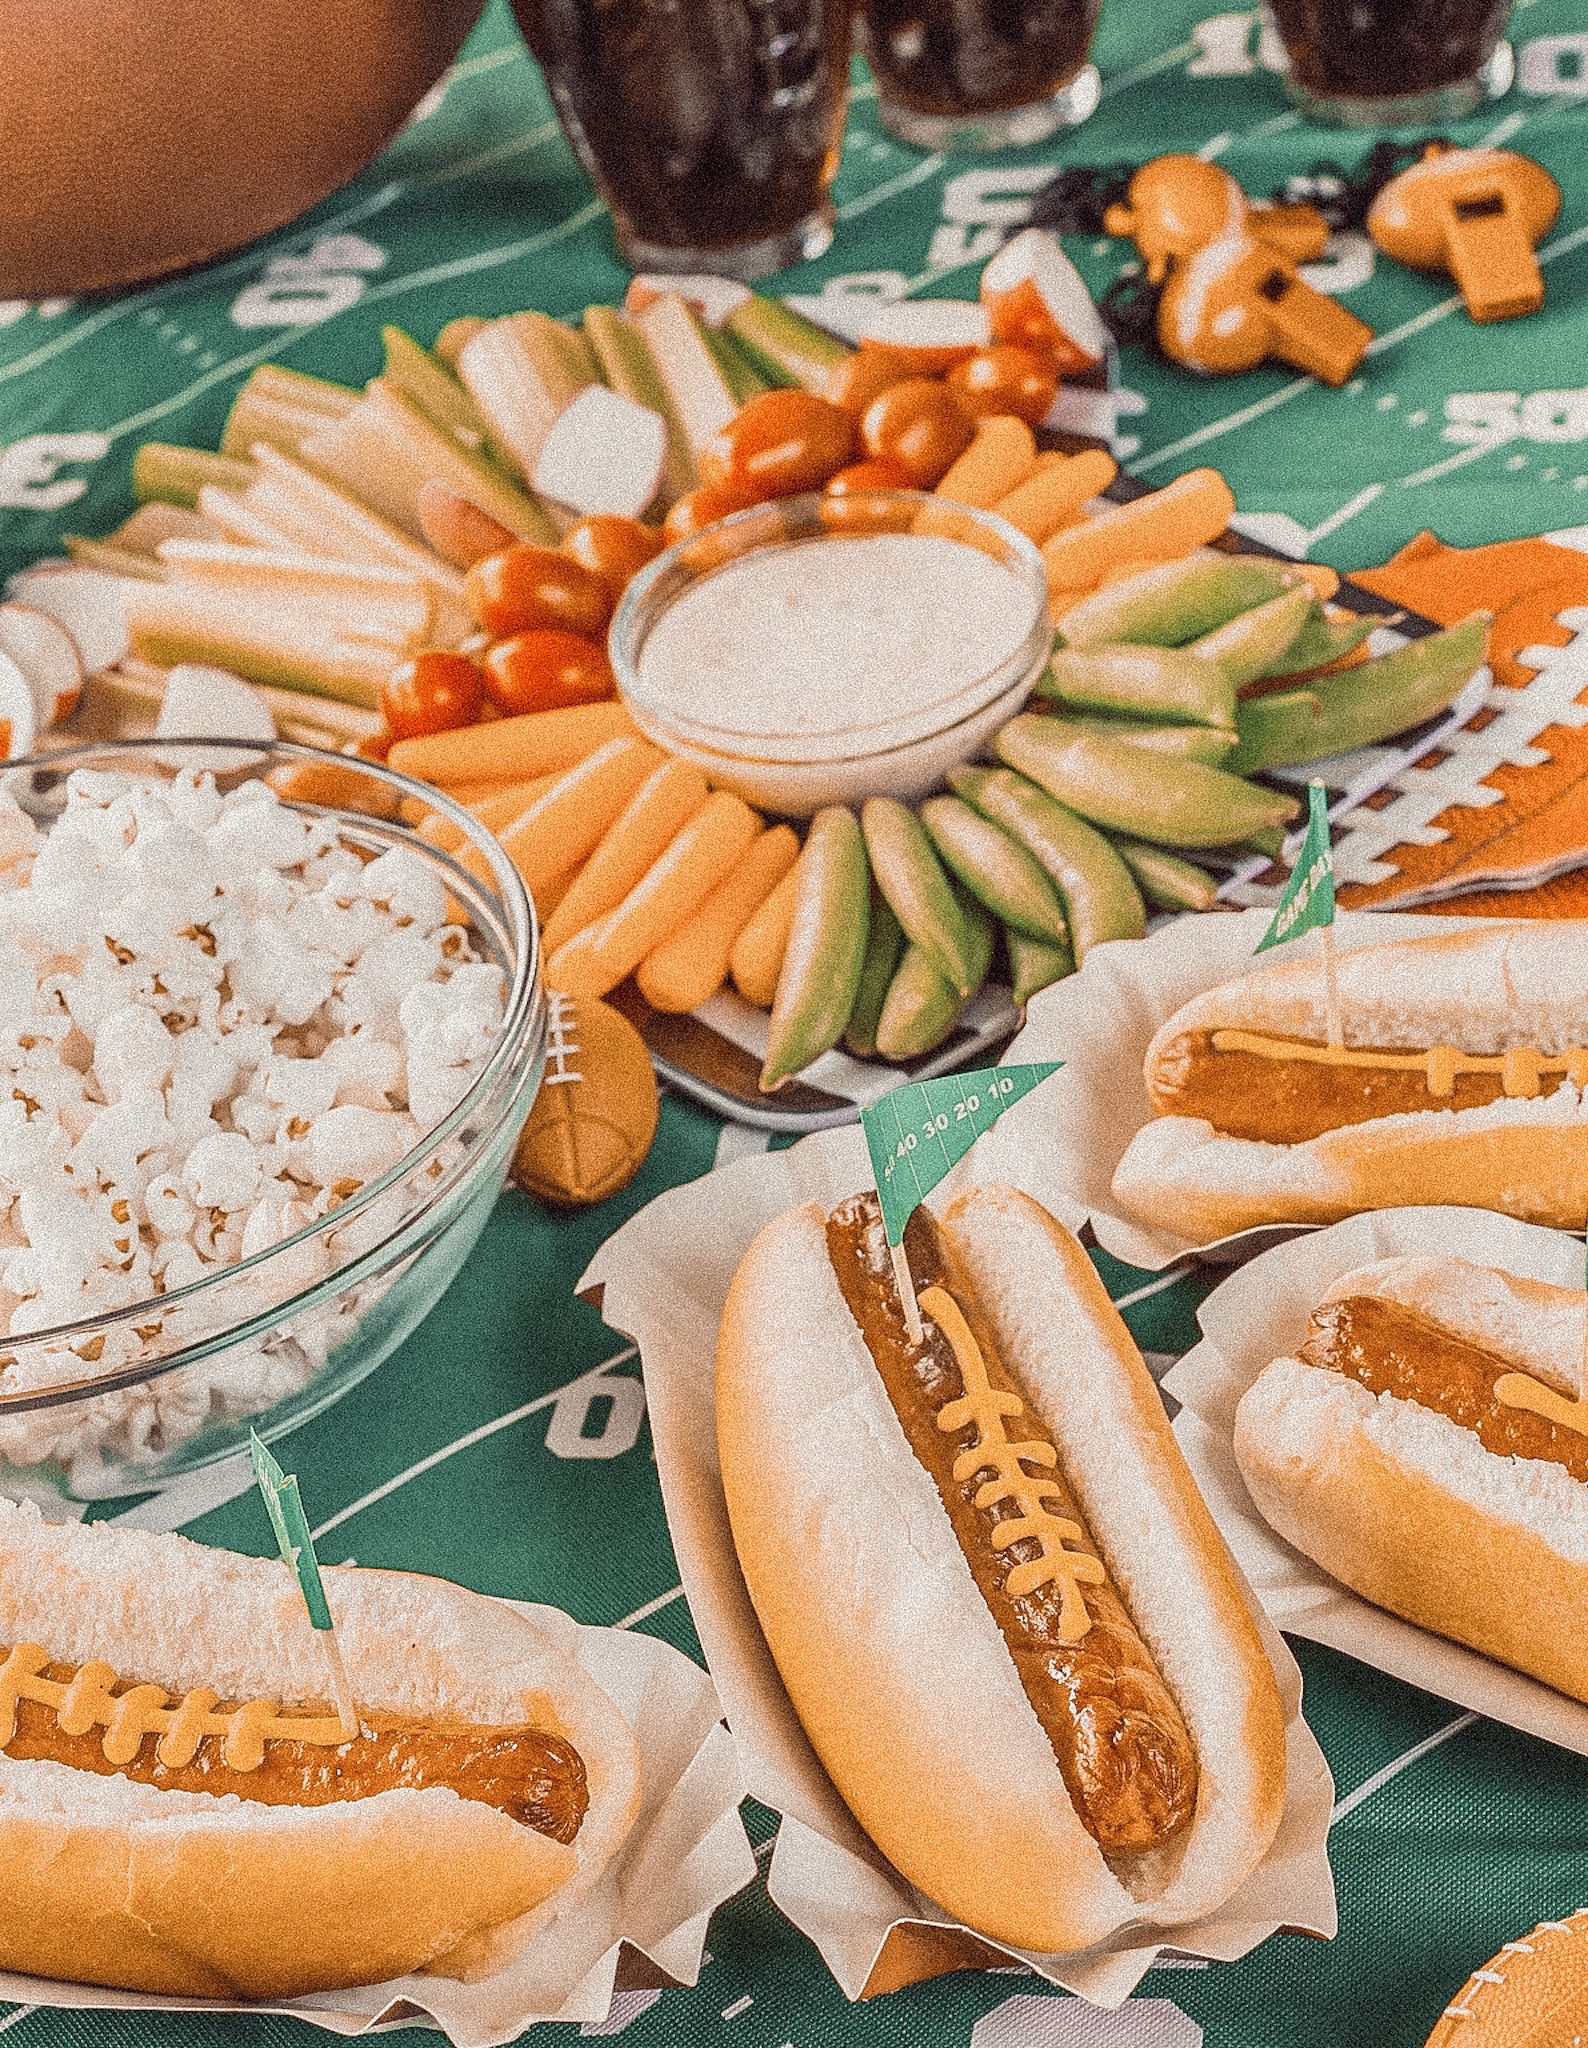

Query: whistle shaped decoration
(1367, 144), (1561, 324)
(1158, 235), (1373, 386)
(1104, 154), (1330, 285)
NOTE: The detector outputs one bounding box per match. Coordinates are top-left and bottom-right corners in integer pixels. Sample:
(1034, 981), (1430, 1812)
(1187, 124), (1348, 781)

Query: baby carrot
(993, 447), (1118, 545)
(729, 862), (800, 1008)
(932, 415), (1038, 510)
(636, 825), (800, 1014)
(387, 699), (642, 783)
(415, 774), (561, 851)
(1039, 468), (1235, 592)
(540, 757), (710, 956)
(463, 737), (661, 897)
(548, 792), (762, 998)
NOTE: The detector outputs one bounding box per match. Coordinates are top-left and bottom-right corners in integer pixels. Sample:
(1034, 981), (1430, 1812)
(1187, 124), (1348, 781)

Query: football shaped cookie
(1425, 1910), (1588, 2046)
(514, 993), (660, 1208)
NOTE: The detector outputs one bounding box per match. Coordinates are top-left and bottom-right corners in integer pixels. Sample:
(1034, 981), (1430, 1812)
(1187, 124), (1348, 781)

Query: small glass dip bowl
(610, 491), (1050, 816)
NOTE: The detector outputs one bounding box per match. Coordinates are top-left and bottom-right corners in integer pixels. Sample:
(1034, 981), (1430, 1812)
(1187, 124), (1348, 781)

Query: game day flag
(1256, 779), (1335, 954)
(250, 1428), (360, 1735)
(861, 1062), (1064, 1249)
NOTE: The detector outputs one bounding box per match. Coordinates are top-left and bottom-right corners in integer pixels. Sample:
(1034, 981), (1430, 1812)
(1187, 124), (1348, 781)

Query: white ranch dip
(635, 534), (1033, 742)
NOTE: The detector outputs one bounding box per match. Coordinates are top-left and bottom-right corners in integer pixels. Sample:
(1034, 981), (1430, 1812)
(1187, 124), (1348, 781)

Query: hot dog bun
(716, 1183), (1286, 1956)
(0, 1501), (641, 1999)
(1233, 1254), (1588, 1701)
(1113, 924), (1588, 1244)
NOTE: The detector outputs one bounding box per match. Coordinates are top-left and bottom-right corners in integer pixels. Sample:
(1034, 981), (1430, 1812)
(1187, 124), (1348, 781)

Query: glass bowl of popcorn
(0, 739), (546, 1500)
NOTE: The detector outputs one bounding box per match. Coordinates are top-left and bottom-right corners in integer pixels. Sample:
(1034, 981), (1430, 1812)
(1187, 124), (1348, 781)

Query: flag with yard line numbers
(1257, 780), (1335, 955)
(861, 1063), (1063, 1247)
(249, 1428), (335, 1631)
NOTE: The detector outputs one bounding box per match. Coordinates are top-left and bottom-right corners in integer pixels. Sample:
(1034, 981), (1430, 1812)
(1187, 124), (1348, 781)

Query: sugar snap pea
(1258, 603), (1375, 679)
(919, 795), (1071, 945)
(1226, 688), (1323, 776)
(843, 893), (905, 1060)
(1038, 643), (1236, 729)
(1061, 716), (1239, 765)
(996, 714), (1300, 849)
(949, 765), (1146, 956)
(875, 891), (994, 1062)
(1106, 836), (1221, 912)
(1266, 613), (1490, 767)
(1006, 928), (1075, 1006)
(861, 797), (978, 997)
(760, 806), (870, 1092)
(1186, 584), (1313, 689)
(1056, 555), (1299, 651)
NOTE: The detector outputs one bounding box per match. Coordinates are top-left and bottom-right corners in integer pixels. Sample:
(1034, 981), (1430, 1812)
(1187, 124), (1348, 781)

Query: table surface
(4, 4), (1588, 2044)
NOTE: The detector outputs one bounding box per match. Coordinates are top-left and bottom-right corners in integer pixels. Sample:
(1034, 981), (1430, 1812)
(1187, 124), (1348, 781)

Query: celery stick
(133, 443), (255, 508)
(63, 537), (168, 582)
(124, 584), (390, 708)
(244, 447), (468, 595)
(247, 364), (361, 417)
(222, 389), (340, 461)
(196, 484), (310, 553)
(725, 295), (851, 394)
(634, 294), (739, 453)
(456, 313), (594, 482)
(157, 542), (434, 650)
(582, 303), (698, 502)
(698, 317), (774, 403)
(381, 326), (512, 477)
(109, 502), (218, 554)
(367, 379), (558, 543)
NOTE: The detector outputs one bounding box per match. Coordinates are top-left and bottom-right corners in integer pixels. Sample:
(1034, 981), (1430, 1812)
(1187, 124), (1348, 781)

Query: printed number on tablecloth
(543, 1361), (647, 1461)
(0, 432), (108, 512)
(231, 234), (388, 329)
(1190, 11), (1588, 95)
(1445, 389), (1588, 450)
(928, 168), (1058, 271)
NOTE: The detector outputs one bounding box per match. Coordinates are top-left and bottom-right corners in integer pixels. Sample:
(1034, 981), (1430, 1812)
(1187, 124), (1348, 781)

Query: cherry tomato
(698, 389), (854, 501)
(824, 348), (916, 417)
(945, 345), (1059, 426)
(483, 631), (616, 716)
(662, 483), (755, 546)
(859, 378), (975, 488)
(380, 651), (485, 741)
(465, 544), (612, 640)
(823, 457), (914, 495)
(559, 515), (665, 605)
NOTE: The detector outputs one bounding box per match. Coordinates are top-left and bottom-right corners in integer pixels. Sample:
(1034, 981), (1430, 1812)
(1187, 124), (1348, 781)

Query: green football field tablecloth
(5, 3), (1588, 2042)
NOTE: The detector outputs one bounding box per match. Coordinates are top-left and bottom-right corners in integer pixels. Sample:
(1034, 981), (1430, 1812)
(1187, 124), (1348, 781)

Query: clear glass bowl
(610, 491), (1050, 815)
(0, 739), (545, 1500)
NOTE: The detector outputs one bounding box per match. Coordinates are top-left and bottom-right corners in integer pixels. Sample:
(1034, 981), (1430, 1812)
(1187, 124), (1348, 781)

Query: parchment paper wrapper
(580, 1132), (1337, 2009)
(973, 909), (1500, 1272)
(1164, 1205), (1588, 1754)
(0, 1601), (755, 2048)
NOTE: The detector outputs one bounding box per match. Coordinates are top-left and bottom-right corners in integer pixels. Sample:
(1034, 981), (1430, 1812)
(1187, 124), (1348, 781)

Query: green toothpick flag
(1256, 780), (1335, 955)
(861, 1063), (1063, 1248)
(250, 1428), (334, 1632)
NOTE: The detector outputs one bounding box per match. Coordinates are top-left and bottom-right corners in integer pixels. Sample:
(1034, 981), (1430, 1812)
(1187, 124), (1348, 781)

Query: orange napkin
(1340, 531), (1588, 917)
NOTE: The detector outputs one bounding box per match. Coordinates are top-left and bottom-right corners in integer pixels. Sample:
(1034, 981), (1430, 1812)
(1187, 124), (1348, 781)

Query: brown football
(0, 0), (482, 295)
(513, 992), (660, 1208)
(1424, 1910), (1588, 2047)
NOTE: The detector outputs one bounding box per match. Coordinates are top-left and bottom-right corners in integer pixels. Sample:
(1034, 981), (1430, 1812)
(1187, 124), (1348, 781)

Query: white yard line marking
(1396, 439), (1503, 492)
(1100, 43), (1197, 98)
(309, 1346), (638, 1540)
(1330, 1711), (1478, 1824)
(722, 1997), (754, 2020)
(838, 155), (947, 220)
(1133, 377), (1312, 472)
(1112, 1267), (1194, 1311)
(449, 43), (526, 82)
(1479, 110), (1528, 146)
(358, 199), (607, 303)
(0, 2009), (36, 2037)
(1303, 482), (1385, 544)
(617, 1585), (686, 1630)
(434, 119), (564, 184)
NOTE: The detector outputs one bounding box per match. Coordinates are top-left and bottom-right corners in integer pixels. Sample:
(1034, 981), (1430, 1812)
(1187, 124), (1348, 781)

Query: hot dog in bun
(1235, 1252), (1588, 1700)
(715, 1183), (1286, 1956)
(1112, 923), (1588, 1245)
(0, 1501), (641, 1998)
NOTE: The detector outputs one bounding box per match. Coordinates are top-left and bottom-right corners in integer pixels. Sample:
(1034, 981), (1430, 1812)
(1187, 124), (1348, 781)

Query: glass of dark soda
(520, 0), (854, 278)
(858, 0), (1102, 151)
(1264, 0), (1513, 126)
